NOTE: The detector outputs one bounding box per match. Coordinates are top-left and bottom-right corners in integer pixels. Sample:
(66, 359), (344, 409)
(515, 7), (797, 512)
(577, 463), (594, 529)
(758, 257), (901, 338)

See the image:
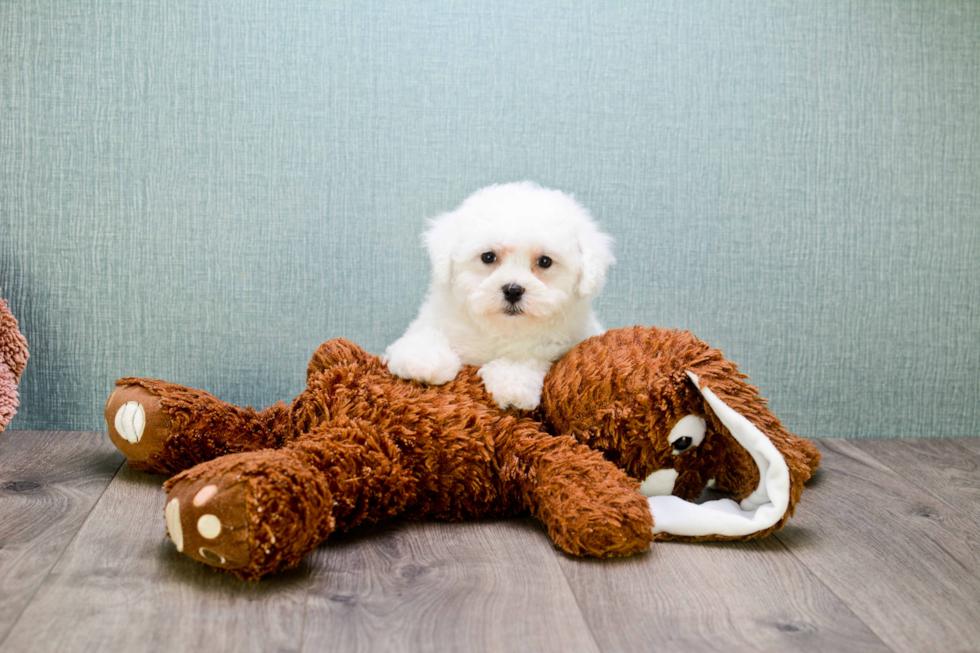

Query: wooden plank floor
(1, 432), (978, 653)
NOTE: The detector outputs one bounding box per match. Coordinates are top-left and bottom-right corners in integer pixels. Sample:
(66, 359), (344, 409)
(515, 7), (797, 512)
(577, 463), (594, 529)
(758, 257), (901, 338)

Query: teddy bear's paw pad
(165, 498), (184, 551)
(105, 385), (171, 465)
(114, 401), (145, 443)
(165, 479), (251, 570)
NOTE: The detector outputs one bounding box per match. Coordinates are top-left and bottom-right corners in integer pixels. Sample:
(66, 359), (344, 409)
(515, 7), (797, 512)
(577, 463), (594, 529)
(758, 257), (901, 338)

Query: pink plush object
(0, 292), (29, 434)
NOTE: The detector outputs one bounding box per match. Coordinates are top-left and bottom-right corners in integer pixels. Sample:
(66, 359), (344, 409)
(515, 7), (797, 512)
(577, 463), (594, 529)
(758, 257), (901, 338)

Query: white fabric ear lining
(646, 372), (791, 538)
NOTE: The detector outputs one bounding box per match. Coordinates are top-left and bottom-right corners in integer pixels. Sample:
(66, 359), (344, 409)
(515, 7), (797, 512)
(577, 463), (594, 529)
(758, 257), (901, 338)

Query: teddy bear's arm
(106, 378), (294, 474)
(494, 418), (654, 557)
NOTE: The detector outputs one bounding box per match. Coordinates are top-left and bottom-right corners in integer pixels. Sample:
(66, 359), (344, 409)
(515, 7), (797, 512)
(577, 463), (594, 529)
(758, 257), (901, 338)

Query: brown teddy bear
(105, 326), (820, 580)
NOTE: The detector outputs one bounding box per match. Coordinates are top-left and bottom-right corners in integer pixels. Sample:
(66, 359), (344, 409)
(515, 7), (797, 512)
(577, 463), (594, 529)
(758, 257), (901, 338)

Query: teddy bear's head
(541, 326), (819, 541)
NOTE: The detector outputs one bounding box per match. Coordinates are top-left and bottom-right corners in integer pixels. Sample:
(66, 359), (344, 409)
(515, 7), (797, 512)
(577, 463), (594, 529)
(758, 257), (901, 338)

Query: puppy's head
(424, 182), (614, 326)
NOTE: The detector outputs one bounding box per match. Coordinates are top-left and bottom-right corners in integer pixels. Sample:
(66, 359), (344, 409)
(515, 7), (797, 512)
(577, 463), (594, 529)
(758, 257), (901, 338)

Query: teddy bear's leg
(163, 420), (415, 579)
(284, 420), (418, 530)
(162, 448), (335, 580)
(497, 419), (654, 557)
(105, 378), (293, 474)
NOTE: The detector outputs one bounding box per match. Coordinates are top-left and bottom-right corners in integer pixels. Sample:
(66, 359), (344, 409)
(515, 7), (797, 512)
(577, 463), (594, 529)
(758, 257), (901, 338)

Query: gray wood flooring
(1, 431), (978, 653)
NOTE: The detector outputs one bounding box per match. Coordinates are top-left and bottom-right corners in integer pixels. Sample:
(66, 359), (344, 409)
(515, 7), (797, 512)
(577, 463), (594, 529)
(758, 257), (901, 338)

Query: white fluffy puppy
(384, 182), (615, 410)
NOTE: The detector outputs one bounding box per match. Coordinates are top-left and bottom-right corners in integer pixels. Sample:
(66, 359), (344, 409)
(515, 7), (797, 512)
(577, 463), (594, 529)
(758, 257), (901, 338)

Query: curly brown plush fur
(105, 327), (818, 579)
(0, 292), (29, 434)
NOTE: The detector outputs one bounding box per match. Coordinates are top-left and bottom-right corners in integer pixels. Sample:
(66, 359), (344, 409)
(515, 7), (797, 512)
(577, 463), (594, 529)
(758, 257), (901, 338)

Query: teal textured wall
(1, 1), (978, 437)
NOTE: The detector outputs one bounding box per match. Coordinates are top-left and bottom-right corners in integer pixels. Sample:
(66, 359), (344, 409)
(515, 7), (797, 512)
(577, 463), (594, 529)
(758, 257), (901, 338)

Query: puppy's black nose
(502, 284), (525, 304)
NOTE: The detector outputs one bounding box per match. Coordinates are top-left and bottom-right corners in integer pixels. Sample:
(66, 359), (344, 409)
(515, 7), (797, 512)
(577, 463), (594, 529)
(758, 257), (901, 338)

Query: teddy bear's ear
(647, 371), (818, 540)
(423, 211), (457, 286)
(575, 221), (615, 298)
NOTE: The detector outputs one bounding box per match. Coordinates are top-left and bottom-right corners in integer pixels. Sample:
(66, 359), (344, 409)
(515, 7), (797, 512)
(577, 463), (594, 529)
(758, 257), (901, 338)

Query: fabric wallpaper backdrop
(1, 1), (978, 438)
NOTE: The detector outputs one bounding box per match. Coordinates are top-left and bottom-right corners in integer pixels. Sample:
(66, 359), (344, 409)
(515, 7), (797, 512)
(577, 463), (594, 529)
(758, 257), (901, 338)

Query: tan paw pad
(165, 499), (184, 552)
(114, 401), (145, 443)
(197, 514), (222, 539)
(193, 485), (218, 506)
(199, 548), (226, 565)
(104, 385), (171, 467)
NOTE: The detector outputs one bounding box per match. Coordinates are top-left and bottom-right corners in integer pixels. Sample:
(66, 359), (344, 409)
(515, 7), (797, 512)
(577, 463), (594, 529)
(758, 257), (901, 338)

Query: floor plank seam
(770, 531), (898, 653)
(776, 438), (980, 652)
(776, 443), (904, 652)
(292, 565), (314, 653)
(947, 438), (980, 463)
(835, 439), (979, 526)
(0, 453), (127, 651)
(553, 557), (607, 653)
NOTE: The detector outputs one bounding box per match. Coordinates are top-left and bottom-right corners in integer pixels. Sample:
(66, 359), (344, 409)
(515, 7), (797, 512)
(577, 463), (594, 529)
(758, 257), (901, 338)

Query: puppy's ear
(423, 211), (457, 286)
(577, 222), (615, 298)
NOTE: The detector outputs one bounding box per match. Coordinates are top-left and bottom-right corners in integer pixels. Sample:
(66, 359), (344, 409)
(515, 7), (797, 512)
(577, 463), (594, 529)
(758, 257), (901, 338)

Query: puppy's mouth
(503, 305), (525, 316)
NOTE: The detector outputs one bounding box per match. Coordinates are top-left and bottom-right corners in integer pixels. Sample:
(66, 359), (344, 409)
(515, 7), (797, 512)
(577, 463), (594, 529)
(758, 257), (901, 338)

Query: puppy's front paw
(385, 329), (462, 385)
(477, 359), (552, 410)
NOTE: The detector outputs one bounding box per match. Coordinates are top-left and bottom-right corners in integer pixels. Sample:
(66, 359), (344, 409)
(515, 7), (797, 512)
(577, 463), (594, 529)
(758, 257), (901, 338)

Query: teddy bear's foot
(164, 475), (252, 572)
(105, 384), (172, 473)
(164, 450), (336, 580)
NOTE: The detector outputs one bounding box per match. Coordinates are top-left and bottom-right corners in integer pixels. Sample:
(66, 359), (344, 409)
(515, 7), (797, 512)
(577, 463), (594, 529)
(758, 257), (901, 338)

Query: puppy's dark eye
(481, 252), (497, 264)
(672, 436), (693, 453)
(537, 256), (552, 268)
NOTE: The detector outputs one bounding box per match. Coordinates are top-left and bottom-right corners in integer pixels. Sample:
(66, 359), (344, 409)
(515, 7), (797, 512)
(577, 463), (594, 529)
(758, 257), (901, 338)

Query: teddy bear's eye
(668, 415), (706, 455)
(672, 436), (693, 452)
(481, 252), (497, 264)
(537, 256), (552, 268)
